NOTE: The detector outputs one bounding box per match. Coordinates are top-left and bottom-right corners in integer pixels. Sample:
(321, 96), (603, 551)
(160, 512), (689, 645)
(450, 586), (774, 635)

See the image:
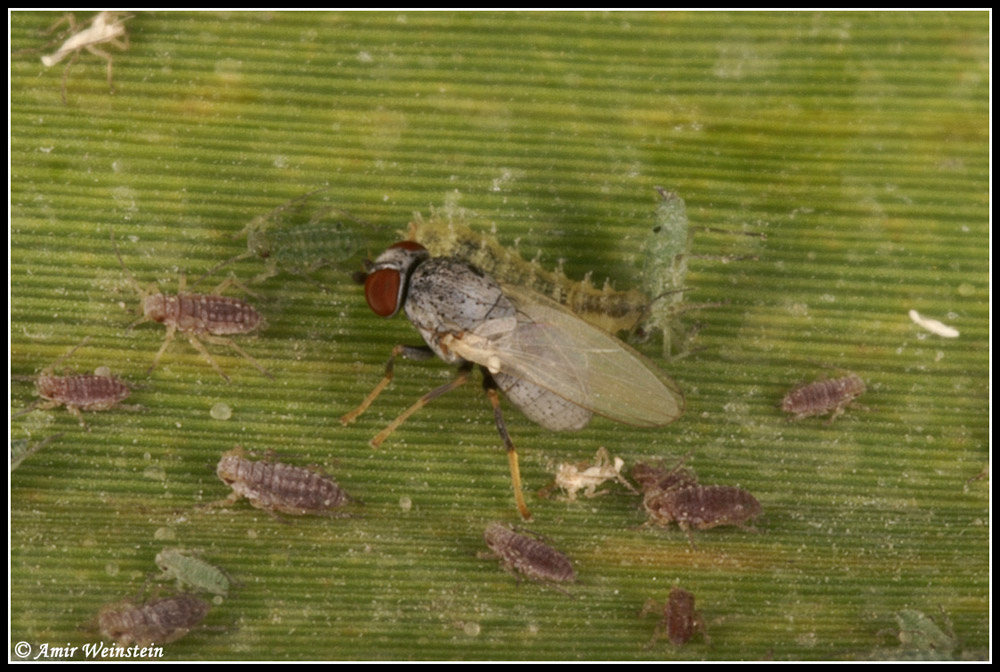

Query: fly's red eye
(364, 268), (403, 317)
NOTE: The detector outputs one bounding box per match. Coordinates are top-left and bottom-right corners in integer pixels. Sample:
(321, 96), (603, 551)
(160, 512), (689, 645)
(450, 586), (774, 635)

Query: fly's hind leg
(482, 368), (532, 521)
(368, 361), (473, 449)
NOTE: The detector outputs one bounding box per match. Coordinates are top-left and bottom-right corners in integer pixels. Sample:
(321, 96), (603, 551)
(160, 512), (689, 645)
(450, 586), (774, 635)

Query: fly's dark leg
(482, 368), (532, 520)
(369, 361), (473, 448)
(340, 344), (435, 425)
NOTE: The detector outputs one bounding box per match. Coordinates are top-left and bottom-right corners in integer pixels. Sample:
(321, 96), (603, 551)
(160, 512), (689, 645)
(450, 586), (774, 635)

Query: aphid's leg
(41, 12), (77, 36)
(191, 252), (253, 289)
(822, 404), (848, 426)
(183, 334), (232, 382)
(680, 523), (699, 551)
(290, 270), (335, 294)
(59, 49), (80, 105)
(369, 363), (473, 449)
(84, 45), (115, 93)
(339, 344), (435, 425)
(147, 324), (178, 376)
(201, 334), (274, 380)
(198, 491), (243, 512)
(64, 404), (92, 431)
(482, 370), (532, 521)
(209, 275), (261, 301)
(12, 399), (46, 419)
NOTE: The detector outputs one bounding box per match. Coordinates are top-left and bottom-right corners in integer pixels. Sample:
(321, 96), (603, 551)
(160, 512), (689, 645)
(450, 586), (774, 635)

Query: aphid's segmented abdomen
(97, 594), (210, 647)
(217, 449), (351, 515)
(781, 373), (866, 420)
(646, 485), (762, 530)
(36, 374), (131, 410)
(165, 293), (265, 336)
(483, 522), (576, 584)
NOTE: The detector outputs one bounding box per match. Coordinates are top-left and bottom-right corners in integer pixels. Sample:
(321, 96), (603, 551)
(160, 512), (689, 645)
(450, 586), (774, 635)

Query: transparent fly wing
(444, 284), (684, 427)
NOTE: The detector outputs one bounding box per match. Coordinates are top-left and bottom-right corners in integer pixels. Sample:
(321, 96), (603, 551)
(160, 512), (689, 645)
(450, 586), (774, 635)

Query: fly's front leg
(482, 368), (532, 521)
(339, 344), (435, 425)
(369, 361), (472, 449)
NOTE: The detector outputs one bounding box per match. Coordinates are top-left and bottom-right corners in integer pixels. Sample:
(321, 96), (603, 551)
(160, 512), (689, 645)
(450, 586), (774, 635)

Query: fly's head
(362, 241), (430, 318)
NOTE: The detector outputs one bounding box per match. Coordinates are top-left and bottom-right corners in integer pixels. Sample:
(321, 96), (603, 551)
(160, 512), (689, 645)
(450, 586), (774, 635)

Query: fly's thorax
(403, 257), (515, 363)
(363, 241), (431, 317)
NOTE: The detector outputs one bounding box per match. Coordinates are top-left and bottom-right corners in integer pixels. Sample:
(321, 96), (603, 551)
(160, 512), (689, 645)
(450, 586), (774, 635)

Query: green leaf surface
(11, 11), (988, 661)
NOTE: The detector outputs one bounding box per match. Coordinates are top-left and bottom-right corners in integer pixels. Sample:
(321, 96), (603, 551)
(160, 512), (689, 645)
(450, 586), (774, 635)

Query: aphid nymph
(113, 231), (272, 383)
(195, 188), (370, 289)
(482, 522), (576, 590)
(214, 446), (352, 519)
(13, 337), (136, 430)
(155, 548), (235, 598)
(97, 593), (210, 647)
(781, 372), (866, 424)
(39, 11), (131, 104)
(341, 238), (684, 519)
(640, 587), (709, 646)
(642, 484), (762, 549)
(631, 455), (699, 494)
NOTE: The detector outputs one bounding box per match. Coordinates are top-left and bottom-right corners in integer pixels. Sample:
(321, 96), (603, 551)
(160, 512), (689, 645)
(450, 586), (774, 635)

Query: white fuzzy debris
(908, 310), (959, 338)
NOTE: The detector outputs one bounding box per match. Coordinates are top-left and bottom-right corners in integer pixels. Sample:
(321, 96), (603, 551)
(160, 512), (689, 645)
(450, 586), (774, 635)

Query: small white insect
(546, 446), (637, 501)
(342, 240), (684, 519)
(908, 310), (960, 338)
(40, 11), (131, 103)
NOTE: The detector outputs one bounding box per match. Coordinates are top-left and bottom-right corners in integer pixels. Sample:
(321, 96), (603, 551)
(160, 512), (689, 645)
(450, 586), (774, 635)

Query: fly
(341, 240), (684, 519)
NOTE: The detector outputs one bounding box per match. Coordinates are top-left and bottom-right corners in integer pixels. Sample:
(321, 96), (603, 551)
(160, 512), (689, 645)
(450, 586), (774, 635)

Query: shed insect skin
(97, 593), (210, 647)
(642, 484), (762, 550)
(214, 446), (353, 520)
(482, 522), (576, 591)
(39, 11), (132, 104)
(112, 231), (273, 383)
(781, 373), (866, 424)
(13, 337), (137, 430)
(640, 587), (709, 647)
(540, 446), (638, 501)
(342, 240), (684, 520)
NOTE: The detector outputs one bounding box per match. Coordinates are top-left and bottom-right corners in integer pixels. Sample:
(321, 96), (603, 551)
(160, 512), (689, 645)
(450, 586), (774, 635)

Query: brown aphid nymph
(215, 446), (352, 518)
(113, 231), (272, 383)
(483, 522), (576, 589)
(782, 373), (866, 424)
(643, 485), (762, 549)
(631, 457), (698, 494)
(14, 337), (135, 430)
(640, 587), (708, 646)
(97, 594), (210, 647)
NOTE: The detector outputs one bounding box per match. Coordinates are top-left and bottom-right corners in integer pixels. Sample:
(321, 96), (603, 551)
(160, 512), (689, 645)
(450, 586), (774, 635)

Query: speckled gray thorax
(403, 257), (514, 363)
(404, 257), (592, 431)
